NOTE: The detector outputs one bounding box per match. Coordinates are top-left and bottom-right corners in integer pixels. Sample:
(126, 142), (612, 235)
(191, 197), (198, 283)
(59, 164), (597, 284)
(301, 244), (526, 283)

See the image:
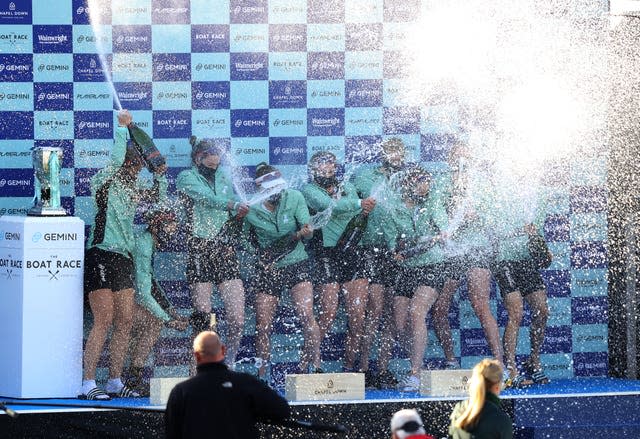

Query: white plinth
(285, 373), (364, 401)
(0, 215), (85, 398)
(419, 369), (473, 397)
(150, 377), (188, 406)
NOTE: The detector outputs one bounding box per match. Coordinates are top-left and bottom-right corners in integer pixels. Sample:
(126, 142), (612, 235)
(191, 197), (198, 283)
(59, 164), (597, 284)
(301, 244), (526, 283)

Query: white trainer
(399, 374), (420, 392)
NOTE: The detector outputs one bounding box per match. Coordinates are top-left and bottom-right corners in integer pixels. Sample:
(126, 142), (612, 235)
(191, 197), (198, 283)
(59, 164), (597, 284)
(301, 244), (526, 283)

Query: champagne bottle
(259, 232), (300, 266)
(215, 215), (244, 247)
(397, 235), (437, 259)
(336, 212), (368, 253)
(127, 123), (166, 172)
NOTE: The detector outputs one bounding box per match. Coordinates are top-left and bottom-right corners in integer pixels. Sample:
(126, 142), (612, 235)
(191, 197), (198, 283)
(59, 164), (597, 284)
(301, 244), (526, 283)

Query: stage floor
(3, 377), (640, 413)
(3, 377), (640, 438)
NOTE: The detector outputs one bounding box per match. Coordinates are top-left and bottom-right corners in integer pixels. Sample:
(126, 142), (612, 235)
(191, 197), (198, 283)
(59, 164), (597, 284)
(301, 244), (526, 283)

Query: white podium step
(285, 372), (364, 401)
(420, 369), (473, 397)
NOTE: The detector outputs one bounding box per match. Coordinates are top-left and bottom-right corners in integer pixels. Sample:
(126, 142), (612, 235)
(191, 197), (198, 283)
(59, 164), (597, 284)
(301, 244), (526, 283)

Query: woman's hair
(381, 137), (405, 154)
(190, 136), (219, 163)
(255, 161), (277, 178)
(391, 165), (430, 198)
(308, 151), (336, 170)
(454, 359), (503, 430)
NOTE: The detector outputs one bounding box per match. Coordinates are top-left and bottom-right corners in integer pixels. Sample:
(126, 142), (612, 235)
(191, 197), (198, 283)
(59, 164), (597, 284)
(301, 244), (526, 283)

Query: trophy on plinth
(28, 146), (67, 216)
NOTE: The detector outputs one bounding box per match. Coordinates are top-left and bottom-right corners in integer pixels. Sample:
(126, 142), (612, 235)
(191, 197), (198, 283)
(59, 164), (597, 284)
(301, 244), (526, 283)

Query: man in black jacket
(165, 331), (291, 439)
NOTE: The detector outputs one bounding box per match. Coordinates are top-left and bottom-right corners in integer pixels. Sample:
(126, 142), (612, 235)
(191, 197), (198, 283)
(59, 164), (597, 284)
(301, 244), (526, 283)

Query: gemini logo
(79, 149), (109, 158)
(44, 233), (78, 241)
(37, 92), (70, 102)
(0, 63), (29, 72)
(234, 119), (266, 128)
(0, 92), (30, 101)
(2, 179), (30, 187)
(272, 146), (304, 155)
(0, 231), (20, 241)
(194, 63), (226, 71)
(157, 91), (188, 100)
(156, 63), (188, 72)
(78, 121), (109, 129)
(232, 5), (266, 15)
(273, 119), (303, 127)
(195, 91), (227, 100)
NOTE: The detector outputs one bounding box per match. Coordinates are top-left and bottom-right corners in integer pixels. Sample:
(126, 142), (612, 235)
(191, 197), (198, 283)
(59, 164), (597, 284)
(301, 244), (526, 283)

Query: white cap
(390, 409), (426, 439)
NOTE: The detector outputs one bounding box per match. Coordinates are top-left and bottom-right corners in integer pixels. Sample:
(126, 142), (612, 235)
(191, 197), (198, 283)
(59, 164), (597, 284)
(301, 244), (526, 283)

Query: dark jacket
(165, 362), (291, 439)
(448, 392), (513, 439)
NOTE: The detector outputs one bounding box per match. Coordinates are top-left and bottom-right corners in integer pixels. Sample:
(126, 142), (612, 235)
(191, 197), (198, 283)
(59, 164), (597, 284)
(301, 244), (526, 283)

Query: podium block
(150, 377), (188, 405)
(285, 373), (364, 401)
(420, 369), (473, 397)
(0, 215), (84, 398)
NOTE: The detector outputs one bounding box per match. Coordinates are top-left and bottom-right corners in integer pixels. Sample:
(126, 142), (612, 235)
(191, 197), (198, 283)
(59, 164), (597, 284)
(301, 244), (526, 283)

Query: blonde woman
(449, 359), (513, 439)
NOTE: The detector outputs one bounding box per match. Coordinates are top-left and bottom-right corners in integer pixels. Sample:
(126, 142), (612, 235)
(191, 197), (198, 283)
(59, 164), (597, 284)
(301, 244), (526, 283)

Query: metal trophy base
(27, 206), (67, 217)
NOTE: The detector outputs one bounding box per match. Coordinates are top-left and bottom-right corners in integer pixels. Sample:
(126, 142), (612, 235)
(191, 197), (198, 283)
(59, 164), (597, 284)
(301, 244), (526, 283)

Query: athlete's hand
(117, 109), (132, 127)
(360, 197), (376, 214)
(392, 252), (404, 262)
(153, 164), (167, 176)
(464, 207), (478, 221)
(299, 224), (313, 239)
(166, 317), (189, 331)
(236, 203), (249, 218)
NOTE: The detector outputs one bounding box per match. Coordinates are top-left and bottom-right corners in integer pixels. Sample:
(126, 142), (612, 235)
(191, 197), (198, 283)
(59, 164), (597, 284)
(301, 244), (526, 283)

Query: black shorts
(360, 247), (398, 287)
(443, 250), (493, 281)
(394, 263), (446, 298)
(250, 260), (312, 297)
(492, 259), (545, 298)
(186, 237), (241, 285)
(312, 247), (366, 285)
(84, 247), (135, 294)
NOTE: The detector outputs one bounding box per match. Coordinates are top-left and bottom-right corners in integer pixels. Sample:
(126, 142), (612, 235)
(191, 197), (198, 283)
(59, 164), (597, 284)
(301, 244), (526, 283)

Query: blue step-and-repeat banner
(0, 0), (609, 381)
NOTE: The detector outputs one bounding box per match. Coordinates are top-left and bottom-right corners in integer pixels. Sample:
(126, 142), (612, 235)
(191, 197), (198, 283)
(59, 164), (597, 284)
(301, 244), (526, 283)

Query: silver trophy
(28, 146), (66, 216)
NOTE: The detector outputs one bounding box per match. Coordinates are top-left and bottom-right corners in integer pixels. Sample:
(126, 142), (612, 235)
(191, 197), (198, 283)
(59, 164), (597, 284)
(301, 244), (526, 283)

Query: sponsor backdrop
(0, 0), (608, 382)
